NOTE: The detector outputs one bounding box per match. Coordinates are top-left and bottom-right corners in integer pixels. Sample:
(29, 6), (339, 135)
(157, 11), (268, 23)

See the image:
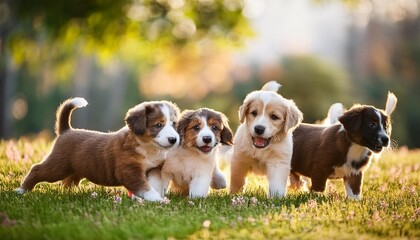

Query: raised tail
(55, 97), (88, 135)
(322, 103), (345, 126)
(385, 92), (397, 115)
(261, 81), (281, 92)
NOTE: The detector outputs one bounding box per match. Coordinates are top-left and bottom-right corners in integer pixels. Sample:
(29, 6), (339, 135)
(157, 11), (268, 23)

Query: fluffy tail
(322, 103), (345, 126)
(55, 97), (88, 135)
(385, 92), (397, 115)
(261, 81), (281, 92)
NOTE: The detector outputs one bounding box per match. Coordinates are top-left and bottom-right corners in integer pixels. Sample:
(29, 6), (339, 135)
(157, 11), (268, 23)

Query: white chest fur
(329, 143), (372, 178)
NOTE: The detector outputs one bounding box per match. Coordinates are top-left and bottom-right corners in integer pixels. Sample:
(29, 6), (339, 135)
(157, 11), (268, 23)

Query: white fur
(197, 117), (215, 147)
(160, 145), (217, 198)
(156, 118), (221, 198)
(140, 187), (163, 202)
(329, 143), (371, 179)
(155, 104), (180, 148)
(70, 97), (88, 108)
(261, 81), (281, 92)
(15, 187), (25, 194)
(345, 182), (361, 200)
(322, 103), (345, 126)
(231, 124), (294, 197)
(385, 92), (397, 115)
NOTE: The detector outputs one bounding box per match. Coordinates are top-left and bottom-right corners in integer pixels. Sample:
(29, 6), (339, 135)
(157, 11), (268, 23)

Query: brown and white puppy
(230, 81), (303, 197)
(16, 98), (180, 201)
(289, 92), (397, 199)
(149, 108), (233, 198)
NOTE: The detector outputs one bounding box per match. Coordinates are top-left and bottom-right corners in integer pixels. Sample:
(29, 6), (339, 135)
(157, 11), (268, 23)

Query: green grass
(0, 138), (419, 239)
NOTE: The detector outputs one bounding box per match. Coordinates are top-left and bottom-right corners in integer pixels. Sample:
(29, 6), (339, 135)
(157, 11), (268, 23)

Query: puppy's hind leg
(211, 163), (226, 189)
(17, 154), (72, 193)
(62, 175), (82, 188)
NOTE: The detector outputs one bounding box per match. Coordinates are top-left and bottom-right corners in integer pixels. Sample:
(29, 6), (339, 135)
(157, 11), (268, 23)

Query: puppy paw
(142, 188), (163, 202)
(346, 194), (361, 200)
(210, 175), (227, 189)
(15, 188), (25, 194)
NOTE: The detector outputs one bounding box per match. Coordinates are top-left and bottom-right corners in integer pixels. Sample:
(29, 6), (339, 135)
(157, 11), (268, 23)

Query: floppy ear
(220, 114), (233, 146)
(284, 102), (303, 132)
(125, 105), (150, 135)
(238, 100), (251, 123)
(177, 110), (195, 141)
(339, 108), (362, 134)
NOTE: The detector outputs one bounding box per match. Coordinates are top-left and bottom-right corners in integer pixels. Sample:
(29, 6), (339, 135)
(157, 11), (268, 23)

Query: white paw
(189, 192), (207, 199)
(346, 194), (361, 200)
(15, 188), (25, 194)
(268, 190), (286, 198)
(142, 188), (163, 202)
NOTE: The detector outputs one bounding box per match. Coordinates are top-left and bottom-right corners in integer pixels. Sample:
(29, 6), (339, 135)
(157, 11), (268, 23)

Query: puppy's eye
(271, 114), (279, 120)
(251, 111), (257, 117)
(369, 122), (376, 128)
(155, 123), (163, 129)
(212, 125), (219, 131)
(172, 122), (176, 127)
(193, 125), (200, 131)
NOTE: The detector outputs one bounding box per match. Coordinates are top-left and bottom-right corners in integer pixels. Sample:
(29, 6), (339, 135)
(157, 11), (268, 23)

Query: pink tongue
(200, 146), (212, 153)
(254, 137), (267, 147)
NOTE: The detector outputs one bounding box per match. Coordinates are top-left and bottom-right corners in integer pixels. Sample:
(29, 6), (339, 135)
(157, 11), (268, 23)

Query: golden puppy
(148, 108), (233, 198)
(16, 98), (180, 201)
(230, 81), (303, 197)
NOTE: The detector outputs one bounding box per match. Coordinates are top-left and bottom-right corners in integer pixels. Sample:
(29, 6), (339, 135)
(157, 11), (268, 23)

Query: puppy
(149, 108), (233, 198)
(230, 81), (303, 197)
(289, 92), (397, 199)
(16, 98), (180, 201)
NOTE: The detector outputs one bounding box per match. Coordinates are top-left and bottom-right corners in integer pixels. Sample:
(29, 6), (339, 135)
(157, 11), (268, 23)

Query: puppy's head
(239, 88), (303, 149)
(178, 108), (233, 154)
(125, 101), (180, 148)
(339, 105), (394, 153)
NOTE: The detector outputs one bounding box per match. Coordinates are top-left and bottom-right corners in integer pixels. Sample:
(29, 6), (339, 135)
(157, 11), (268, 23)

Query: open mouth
(371, 144), (383, 153)
(252, 137), (271, 149)
(197, 146), (213, 153)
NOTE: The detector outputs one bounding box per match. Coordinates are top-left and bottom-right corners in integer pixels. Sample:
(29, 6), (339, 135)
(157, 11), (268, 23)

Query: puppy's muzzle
(254, 125), (265, 135)
(168, 137), (177, 145)
(372, 134), (389, 153)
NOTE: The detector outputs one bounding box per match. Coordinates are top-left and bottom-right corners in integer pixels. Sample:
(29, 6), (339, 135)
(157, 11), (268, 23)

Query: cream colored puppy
(149, 108), (233, 198)
(230, 81), (303, 197)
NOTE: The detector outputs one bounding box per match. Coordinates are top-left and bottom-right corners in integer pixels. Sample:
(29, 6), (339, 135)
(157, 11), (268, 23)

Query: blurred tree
(279, 55), (353, 123)
(0, 0), (250, 137)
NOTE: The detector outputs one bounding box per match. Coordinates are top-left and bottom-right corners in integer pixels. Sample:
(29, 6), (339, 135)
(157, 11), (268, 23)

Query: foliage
(0, 139), (419, 239)
(279, 56), (353, 123)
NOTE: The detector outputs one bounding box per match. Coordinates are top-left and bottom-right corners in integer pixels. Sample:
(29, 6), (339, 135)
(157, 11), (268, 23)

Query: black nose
(254, 125), (265, 135)
(381, 136), (389, 146)
(168, 137), (177, 145)
(202, 136), (212, 144)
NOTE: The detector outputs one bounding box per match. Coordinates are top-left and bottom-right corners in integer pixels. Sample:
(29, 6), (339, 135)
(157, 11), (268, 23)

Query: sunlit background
(0, 0), (419, 148)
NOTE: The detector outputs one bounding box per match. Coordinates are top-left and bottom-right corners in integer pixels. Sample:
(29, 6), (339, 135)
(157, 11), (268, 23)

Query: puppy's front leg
(189, 175), (211, 198)
(343, 173), (363, 200)
(147, 168), (164, 197)
(266, 162), (290, 198)
(230, 153), (250, 194)
(118, 164), (163, 202)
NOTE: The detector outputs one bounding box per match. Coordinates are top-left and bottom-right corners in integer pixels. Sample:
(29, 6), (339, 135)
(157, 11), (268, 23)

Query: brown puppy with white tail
(230, 81), (303, 197)
(289, 92), (397, 199)
(16, 98), (180, 201)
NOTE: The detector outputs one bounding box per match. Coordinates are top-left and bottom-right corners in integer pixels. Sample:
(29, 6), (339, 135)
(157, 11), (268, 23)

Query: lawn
(0, 138), (419, 239)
